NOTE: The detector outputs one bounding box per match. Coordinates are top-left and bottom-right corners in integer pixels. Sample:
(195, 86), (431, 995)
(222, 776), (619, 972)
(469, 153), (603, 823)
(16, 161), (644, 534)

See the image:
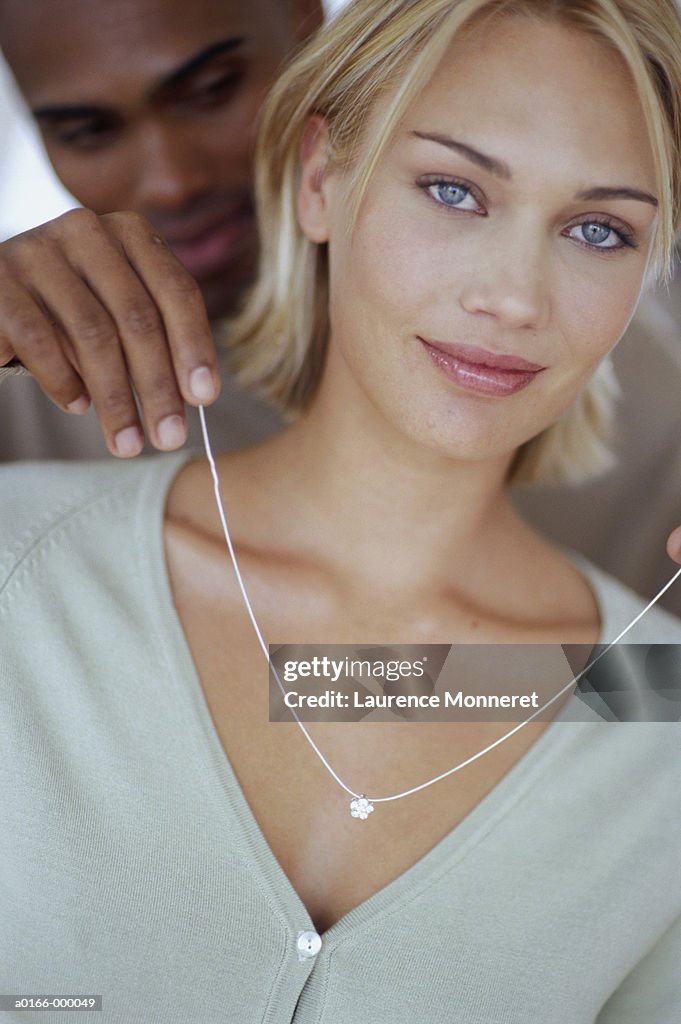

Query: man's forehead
(0, 0), (279, 97)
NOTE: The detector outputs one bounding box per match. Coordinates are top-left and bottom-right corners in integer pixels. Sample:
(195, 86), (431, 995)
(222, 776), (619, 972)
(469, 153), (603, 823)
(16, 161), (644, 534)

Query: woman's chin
(371, 393), (546, 467)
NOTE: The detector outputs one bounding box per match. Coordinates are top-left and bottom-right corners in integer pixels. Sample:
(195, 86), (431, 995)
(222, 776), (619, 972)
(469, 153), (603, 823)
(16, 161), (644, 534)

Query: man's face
(0, 0), (322, 319)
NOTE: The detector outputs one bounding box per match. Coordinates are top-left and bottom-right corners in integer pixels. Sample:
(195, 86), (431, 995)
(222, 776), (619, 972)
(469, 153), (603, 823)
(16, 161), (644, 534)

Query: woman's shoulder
(0, 453), (188, 588)
(565, 547), (681, 644)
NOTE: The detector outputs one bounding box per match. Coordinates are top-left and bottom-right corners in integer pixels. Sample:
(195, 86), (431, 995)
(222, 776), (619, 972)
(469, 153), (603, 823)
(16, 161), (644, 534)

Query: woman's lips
(418, 337), (546, 397)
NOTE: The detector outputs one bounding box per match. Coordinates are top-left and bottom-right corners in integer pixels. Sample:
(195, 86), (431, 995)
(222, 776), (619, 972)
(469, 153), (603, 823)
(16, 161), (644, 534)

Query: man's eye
(54, 121), (119, 150)
(184, 71), (244, 110)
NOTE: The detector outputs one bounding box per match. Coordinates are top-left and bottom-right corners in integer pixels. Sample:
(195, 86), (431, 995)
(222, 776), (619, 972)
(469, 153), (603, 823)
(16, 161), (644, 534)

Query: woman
(1, 0), (681, 1020)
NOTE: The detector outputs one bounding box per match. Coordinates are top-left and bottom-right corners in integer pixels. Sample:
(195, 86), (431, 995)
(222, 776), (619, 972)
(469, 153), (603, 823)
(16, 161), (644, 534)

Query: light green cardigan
(1, 455), (680, 1023)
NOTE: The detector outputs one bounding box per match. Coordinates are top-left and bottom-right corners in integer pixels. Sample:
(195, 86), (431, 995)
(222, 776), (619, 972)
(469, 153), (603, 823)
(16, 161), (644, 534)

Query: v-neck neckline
(137, 452), (610, 944)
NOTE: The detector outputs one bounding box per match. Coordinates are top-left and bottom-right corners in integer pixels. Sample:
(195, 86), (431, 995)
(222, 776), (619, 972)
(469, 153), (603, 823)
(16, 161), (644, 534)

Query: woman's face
(304, 14), (658, 464)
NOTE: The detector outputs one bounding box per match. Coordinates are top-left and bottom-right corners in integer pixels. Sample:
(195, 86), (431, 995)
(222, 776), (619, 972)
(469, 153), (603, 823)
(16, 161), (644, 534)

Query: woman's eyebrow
(412, 130), (657, 207)
(412, 130), (511, 178)
(576, 185), (658, 207)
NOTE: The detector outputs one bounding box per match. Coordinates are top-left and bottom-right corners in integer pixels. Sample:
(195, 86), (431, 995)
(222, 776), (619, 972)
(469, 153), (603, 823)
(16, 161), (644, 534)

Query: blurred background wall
(0, 55), (75, 238)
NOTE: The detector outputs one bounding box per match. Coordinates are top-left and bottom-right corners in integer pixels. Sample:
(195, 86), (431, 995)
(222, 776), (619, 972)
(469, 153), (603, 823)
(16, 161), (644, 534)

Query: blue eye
(578, 222), (618, 247)
(581, 222), (611, 245)
(427, 181), (480, 211)
(567, 220), (635, 251)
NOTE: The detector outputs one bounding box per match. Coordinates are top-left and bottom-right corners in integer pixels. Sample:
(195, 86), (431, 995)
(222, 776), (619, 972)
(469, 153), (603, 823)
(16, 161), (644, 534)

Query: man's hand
(0, 209), (220, 457)
(667, 526), (681, 567)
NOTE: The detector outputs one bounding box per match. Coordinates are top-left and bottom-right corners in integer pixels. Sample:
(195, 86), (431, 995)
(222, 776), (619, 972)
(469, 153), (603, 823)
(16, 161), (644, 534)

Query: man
(0, 0), (322, 457)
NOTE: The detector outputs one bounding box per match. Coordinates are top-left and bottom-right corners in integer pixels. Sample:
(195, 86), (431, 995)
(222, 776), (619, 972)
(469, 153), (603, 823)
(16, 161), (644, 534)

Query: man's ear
(297, 115), (332, 244)
(291, 0), (324, 42)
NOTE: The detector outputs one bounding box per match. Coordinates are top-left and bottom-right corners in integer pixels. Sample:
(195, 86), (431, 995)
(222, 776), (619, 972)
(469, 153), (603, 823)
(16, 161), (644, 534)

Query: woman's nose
(459, 221), (551, 331)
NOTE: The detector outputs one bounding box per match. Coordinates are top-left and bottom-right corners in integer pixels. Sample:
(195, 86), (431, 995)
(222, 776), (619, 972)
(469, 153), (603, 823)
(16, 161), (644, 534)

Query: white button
(297, 930), (322, 961)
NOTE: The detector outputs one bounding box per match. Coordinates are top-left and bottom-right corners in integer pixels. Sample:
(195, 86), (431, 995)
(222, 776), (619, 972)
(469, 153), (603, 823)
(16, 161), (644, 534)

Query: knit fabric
(1, 455), (680, 1023)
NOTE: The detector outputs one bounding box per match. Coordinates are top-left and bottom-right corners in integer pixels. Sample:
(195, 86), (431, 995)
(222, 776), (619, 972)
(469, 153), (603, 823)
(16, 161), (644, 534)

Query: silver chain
(198, 405), (681, 814)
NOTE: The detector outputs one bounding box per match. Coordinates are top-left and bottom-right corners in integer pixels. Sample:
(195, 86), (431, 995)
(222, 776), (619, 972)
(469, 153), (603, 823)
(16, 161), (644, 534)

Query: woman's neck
(220, 372), (535, 601)
(170, 371), (599, 644)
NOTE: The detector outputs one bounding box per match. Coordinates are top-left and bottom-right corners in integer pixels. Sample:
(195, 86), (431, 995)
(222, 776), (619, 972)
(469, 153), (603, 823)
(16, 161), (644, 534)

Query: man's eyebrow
(33, 103), (110, 122)
(412, 130), (512, 179)
(576, 185), (658, 207)
(32, 37), (247, 121)
(154, 37), (247, 94)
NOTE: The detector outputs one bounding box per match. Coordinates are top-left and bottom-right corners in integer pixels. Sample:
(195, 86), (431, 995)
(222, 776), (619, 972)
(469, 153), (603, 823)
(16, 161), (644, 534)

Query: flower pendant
(350, 795), (374, 820)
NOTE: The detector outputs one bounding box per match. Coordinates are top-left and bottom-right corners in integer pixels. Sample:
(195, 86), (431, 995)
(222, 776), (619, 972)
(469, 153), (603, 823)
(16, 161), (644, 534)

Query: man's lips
(161, 205), (256, 279)
(418, 337), (546, 397)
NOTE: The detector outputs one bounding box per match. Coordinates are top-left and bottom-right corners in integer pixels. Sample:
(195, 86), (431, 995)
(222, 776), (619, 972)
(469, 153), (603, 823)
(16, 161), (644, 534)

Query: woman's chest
(172, 595), (556, 934)
(162, 521), (590, 933)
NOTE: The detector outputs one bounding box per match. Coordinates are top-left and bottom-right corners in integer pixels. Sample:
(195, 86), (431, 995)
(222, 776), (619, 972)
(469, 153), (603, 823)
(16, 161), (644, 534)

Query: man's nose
(459, 218), (551, 331)
(133, 121), (214, 212)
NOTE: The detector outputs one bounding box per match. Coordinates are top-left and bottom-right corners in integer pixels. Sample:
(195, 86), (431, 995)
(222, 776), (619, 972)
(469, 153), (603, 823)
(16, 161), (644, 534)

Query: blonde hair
(228, 0), (681, 485)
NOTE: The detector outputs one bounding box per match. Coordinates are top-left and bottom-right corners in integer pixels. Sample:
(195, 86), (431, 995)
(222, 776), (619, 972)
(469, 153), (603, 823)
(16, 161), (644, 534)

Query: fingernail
(66, 395), (90, 415)
(157, 414), (186, 449)
(189, 366), (216, 402)
(669, 527), (681, 562)
(114, 426), (143, 458)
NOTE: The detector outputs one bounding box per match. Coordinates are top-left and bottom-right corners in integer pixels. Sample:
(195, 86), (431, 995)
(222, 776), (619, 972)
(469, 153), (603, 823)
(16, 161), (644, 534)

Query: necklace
(198, 406), (681, 820)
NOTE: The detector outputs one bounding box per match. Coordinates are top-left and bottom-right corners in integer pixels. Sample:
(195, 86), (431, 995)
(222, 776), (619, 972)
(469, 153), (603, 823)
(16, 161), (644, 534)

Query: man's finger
(666, 526), (681, 565)
(34, 212), (188, 453)
(11, 248), (146, 457)
(106, 212), (221, 407)
(0, 269), (89, 412)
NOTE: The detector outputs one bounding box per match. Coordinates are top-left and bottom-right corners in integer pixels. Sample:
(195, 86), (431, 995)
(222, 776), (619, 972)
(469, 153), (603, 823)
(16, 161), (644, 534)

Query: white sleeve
(595, 914), (681, 1023)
